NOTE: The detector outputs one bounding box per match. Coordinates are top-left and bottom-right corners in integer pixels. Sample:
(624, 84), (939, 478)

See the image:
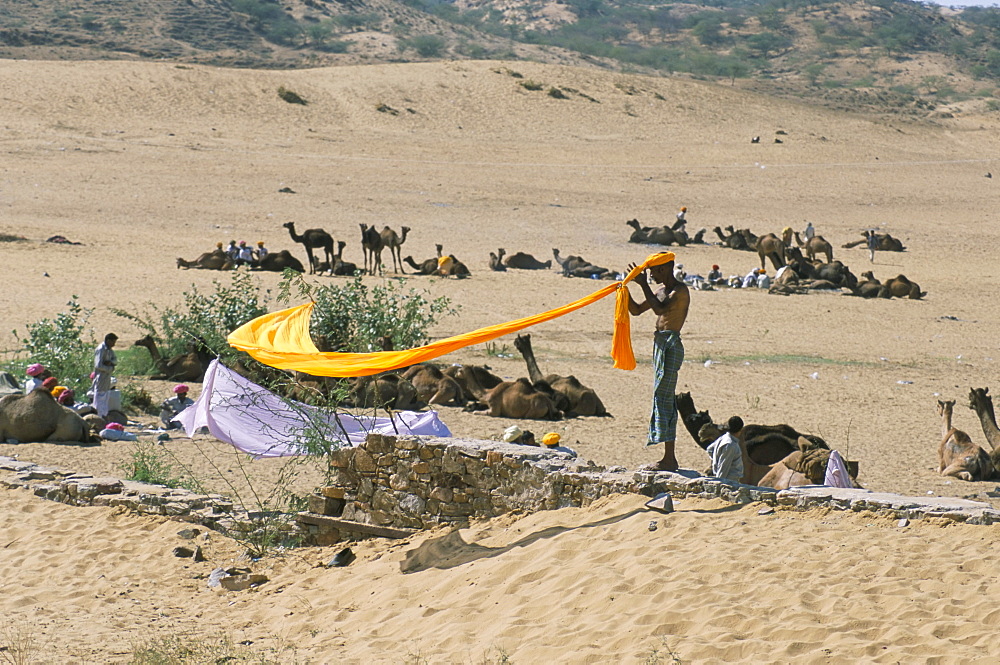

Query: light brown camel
(968, 388), (1000, 471)
(401, 364), (465, 406)
(332, 241), (358, 276)
(937, 399), (993, 481)
(755, 233), (786, 271)
(283, 222), (334, 275)
(513, 334), (608, 417)
(380, 226), (411, 274)
(793, 231), (834, 263)
(849, 271), (888, 299)
(463, 377), (562, 420)
(503, 250), (552, 270)
(443, 364), (503, 397)
(350, 373), (420, 410)
(552, 249), (610, 279)
(843, 232), (906, 252)
(756, 437), (860, 490)
(625, 219), (685, 246)
(256, 249), (305, 273)
(359, 223), (385, 275)
(176, 249), (234, 270)
(133, 335), (212, 382)
(883, 275), (926, 300)
(0, 389), (94, 444)
(403, 244), (443, 275)
(489, 248), (507, 272)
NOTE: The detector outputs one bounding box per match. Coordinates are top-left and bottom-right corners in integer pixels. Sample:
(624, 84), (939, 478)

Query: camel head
(937, 399), (956, 420)
(337, 240), (347, 251)
(282, 221), (295, 231)
(860, 271), (876, 282)
(626, 219), (641, 230)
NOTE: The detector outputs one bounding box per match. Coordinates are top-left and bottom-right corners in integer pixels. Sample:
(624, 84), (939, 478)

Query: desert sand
(0, 58), (999, 661)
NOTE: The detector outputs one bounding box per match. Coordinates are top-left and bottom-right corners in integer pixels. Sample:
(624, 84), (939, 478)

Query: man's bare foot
(640, 459), (679, 472)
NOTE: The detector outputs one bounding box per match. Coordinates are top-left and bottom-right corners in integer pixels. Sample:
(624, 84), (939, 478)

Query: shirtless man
(626, 255), (691, 471)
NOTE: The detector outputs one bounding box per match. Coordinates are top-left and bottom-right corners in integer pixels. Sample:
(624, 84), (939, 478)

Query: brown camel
(380, 226), (411, 274)
(755, 233), (786, 271)
(968, 388), (1000, 471)
(843, 232), (906, 252)
(489, 248), (507, 272)
(359, 223), (385, 275)
(283, 222), (334, 275)
(937, 399), (993, 481)
(402, 364), (465, 406)
(403, 244), (443, 275)
(503, 250), (552, 270)
(513, 334), (608, 417)
(256, 249), (305, 273)
(552, 249), (610, 279)
(176, 249), (234, 270)
(883, 275), (926, 300)
(626, 219), (685, 246)
(350, 373), (420, 410)
(332, 241), (358, 276)
(712, 226), (751, 251)
(792, 231), (834, 264)
(133, 335), (212, 382)
(849, 271), (889, 299)
(463, 377), (562, 420)
(443, 364), (503, 397)
(757, 437), (860, 490)
(0, 389), (95, 444)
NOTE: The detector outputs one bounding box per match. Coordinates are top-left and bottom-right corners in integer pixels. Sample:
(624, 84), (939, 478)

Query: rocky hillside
(3, 0), (1000, 116)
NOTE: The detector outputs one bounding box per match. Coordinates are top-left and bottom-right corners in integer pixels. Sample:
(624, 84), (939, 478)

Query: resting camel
(350, 373), (421, 410)
(626, 219), (685, 246)
(755, 233), (786, 271)
(404, 244), (444, 275)
(843, 232), (906, 252)
(792, 231), (834, 264)
(513, 333), (609, 417)
(489, 249), (507, 272)
(503, 250), (551, 270)
(712, 227), (751, 251)
(256, 249), (305, 273)
(676, 392), (837, 485)
(401, 364), (465, 406)
(380, 226), (411, 274)
(757, 436), (860, 490)
(359, 223), (384, 275)
(968, 388), (1000, 471)
(0, 389), (94, 444)
(883, 274), (926, 300)
(552, 249), (610, 279)
(443, 364), (503, 397)
(463, 377), (562, 420)
(133, 335), (213, 382)
(937, 399), (993, 481)
(332, 241), (358, 276)
(283, 222), (334, 275)
(177, 249), (233, 270)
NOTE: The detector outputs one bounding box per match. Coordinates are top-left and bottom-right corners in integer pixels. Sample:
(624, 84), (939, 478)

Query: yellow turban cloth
(228, 251), (674, 377)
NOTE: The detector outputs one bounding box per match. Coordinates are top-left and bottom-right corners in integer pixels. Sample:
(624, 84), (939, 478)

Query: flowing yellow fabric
(228, 252), (675, 377)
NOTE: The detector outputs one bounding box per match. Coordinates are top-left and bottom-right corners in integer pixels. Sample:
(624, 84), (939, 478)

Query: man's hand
(627, 262), (647, 288)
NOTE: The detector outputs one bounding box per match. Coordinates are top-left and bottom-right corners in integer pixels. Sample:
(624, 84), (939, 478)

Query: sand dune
(1, 58), (999, 660)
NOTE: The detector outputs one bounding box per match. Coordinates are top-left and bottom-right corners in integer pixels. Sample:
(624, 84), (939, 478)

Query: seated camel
(843, 232), (906, 252)
(256, 250), (305, 273)
(133, 335), (213, 382)
(0, 389), (95, 444)
(712, 226), (752, 251)
(349, 373), (422, 411)
(513, 333), (609, 417)
(968, 387), (1000, 472)
(937, 399), (993, 481)
(401, 364), (465, 406)
(552, 249), (611, 279)
(757, 436), (860, 490)
(443, 364), (503, 397)
(626, 219), (686, 246)
(404, 244), (444, 275)
(883, 274), (926, 300)
(489, 249), (507, 272)
(177, 249), (234, 270)
(503, 251), (551, 270)
(463, 377), (562, 420)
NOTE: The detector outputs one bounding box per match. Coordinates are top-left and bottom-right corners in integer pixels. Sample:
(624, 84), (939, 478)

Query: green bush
(119, 441), (199, 491)
(277, 86), (307, 105)
(402, 34), (447, 57)
(11, 296), (95, 395)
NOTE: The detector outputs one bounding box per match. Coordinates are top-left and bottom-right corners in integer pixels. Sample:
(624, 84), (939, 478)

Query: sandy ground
(1, 58), (999, 661)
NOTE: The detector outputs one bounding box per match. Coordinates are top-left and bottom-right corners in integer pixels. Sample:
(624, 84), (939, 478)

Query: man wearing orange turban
(624, 252), (690, 472)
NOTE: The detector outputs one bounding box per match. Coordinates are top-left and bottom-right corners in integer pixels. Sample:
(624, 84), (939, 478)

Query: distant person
(226, 240), (239, 261)
(91, 333), (118, 418)
(541, 432), (577, 457)
(866, 229), (878, 263)
(804, 222), (815, 241)
(255, 241), (268, 261)
(159, 384), (195, 430)
(24, 363), (51, 393)
(756, 269), (771, 289)
(707, 264), (724, 285)
(707, 416), (745, 483)
(676, 206), (687, 225)
(41, 377), (59, 394)
(742, 268), (759, 289)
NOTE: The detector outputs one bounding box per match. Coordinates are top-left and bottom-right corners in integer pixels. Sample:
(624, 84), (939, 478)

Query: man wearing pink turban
(24, 363), (51, 393)
(159, 384), (194, 430)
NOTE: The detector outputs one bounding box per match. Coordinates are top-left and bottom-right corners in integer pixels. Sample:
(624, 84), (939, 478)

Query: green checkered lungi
(647, 329), (684, 446)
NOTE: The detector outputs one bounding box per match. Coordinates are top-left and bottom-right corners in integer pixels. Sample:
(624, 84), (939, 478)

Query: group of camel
(937, 388), (1000, 482)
